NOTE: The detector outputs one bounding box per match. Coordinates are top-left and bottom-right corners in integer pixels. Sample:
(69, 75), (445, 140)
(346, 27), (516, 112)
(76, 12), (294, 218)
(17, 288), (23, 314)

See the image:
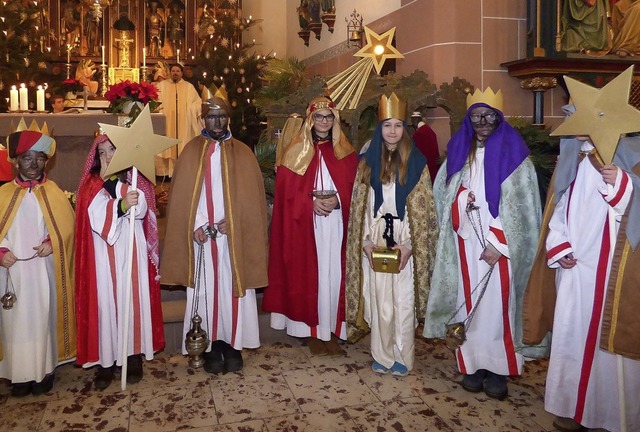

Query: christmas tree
(0, 0), (54, 112)
(192, 3), (271, 145)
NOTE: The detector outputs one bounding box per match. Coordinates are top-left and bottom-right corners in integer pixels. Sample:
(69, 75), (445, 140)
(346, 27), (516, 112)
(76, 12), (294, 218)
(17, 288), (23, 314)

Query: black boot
(94, 365), (115, 391)
(11, 381), (33, 397)
(32, 373), (55, 396)
(127, 354), (144, 384)
(484, 371), (508, 400)
(461, 369), (486, 393)
(203, 341), (225, 374)
(222, 343), (243, 373)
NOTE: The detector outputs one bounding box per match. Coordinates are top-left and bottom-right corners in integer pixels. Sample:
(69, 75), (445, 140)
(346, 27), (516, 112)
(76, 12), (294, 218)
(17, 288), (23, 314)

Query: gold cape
(0, 179), (76, 361)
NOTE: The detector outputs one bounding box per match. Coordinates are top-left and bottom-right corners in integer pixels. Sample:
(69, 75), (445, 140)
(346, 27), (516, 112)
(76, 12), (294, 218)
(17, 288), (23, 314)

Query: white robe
(182, 141), (260, 352)
(0, 192), (69, 383)
(362, 182), (416, 370)
(270, 154), (347, 341)
(84, 181), (156, 368)
(155, 79), (202, 176)
(544, 145), (640, 432)
(452, 148), (523, 376)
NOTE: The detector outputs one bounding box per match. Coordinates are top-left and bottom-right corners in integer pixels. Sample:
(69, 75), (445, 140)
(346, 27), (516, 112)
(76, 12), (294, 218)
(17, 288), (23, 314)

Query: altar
(0, 112), (166, 192)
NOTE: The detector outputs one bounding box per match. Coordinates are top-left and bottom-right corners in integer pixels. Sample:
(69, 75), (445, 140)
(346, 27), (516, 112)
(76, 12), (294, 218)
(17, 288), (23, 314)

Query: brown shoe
(552, 416), (582, 432)
(307, 337), (328, 356)
(325, 335), (345, 356)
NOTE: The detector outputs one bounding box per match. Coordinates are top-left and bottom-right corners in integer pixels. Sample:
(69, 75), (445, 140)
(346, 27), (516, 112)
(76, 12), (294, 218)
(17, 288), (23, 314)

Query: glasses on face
(312, 113), (335, 123)
(469, 111), (498, 123)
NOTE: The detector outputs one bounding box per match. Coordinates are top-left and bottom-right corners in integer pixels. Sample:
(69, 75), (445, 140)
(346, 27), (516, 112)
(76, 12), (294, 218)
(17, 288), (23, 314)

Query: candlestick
(177, 49), (180, 64)
(9, 85), (18, 111)
(100, 64), (108, 97)
(19, 84), (28, 111)
(102, 45), (105, 65)
(36, 85), (45, 112)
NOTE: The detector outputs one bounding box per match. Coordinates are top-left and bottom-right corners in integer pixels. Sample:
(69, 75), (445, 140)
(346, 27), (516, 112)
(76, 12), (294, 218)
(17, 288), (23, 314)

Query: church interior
(1, 0), (639, 430)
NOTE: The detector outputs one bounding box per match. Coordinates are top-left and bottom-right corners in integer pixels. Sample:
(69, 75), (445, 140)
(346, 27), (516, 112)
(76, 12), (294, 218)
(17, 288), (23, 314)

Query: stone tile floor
(0, 317), (558, 432)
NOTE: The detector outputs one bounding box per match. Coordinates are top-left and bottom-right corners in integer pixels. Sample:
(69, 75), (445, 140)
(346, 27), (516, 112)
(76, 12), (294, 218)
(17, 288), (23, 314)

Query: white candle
(142, 47), (146, 67)
(9, 85), (18, 111)
(101, 45), (105, 65)
(36, 85), (45, 112)
(176, 49), (180, 64)
(67, 45), (71, 63)
(19, 83), (28, 111)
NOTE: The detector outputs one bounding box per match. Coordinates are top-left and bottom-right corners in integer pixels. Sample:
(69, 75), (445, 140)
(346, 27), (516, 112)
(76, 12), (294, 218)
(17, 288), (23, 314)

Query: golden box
(371, 247), (401, 274)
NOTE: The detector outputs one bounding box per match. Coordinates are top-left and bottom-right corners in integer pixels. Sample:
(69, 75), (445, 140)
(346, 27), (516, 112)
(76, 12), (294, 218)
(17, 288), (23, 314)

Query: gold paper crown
(378, 92), (406, 121)
(466, 87), (503, 111)
(10, 118), (51, 136)
(201, 83), (229, 104)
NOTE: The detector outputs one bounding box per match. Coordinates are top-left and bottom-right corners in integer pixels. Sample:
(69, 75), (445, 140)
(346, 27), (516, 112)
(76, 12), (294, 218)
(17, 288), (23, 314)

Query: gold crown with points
(466, 87), (503, 111)
(10, 118), (51, 136)
(201, 83), (229, 104)
(378, 92), (406, 121)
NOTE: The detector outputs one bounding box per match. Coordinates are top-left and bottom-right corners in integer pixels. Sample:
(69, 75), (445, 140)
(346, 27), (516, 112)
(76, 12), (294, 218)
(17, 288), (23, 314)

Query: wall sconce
(346, 9), (363, 48)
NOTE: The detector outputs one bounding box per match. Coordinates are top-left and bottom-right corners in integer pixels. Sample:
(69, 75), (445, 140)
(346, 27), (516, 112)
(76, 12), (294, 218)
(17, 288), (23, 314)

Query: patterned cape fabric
(424, 158), (549, 359)
(345, 160), (439, 343)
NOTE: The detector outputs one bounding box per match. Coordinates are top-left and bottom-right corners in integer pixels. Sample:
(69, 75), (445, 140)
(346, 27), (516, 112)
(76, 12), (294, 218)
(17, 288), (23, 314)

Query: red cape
(413, 124), (440, 183)
(263, 144), (358, 326)
(75, 174), (164, 365)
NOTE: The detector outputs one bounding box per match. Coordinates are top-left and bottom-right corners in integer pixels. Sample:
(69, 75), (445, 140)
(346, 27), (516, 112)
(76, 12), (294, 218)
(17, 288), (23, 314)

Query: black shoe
(11, 381), (32, 397)
(127, 355), (143, 384)
(203, 341), (225, 374)
(484, 371), (508, 400)
(222, 343), (243, 373)
(94, 365), (115, 391)
(31, 373), (55, 396)
(461, 369), (486, 393)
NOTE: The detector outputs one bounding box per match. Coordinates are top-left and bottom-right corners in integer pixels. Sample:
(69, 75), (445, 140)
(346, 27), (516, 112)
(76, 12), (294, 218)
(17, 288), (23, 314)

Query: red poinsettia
(104, 80), (160, 119)
(62, 78), (84, 92)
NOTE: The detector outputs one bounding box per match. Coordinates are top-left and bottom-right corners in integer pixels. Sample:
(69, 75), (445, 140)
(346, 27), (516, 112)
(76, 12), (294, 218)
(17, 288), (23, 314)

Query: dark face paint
(16, 150), (47, 180)
(204, 108), (230, 140)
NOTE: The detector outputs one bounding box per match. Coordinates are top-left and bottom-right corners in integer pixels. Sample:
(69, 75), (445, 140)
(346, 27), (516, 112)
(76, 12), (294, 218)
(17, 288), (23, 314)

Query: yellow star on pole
(98, 104), (179, 184)
(354, 26), (404, 75)
(551, 66), (640, 164)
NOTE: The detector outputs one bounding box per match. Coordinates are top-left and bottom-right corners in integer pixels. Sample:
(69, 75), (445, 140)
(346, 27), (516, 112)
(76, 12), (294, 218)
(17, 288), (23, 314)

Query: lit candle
(36, 85), (45, 112)
(9, 85), (18, 111)
(142, 47), (146, 67)
(176, 49), (180, 64)
(19, 84), (28, 111)
(67, 45), (71, 63)
(101, 45), (105, 65)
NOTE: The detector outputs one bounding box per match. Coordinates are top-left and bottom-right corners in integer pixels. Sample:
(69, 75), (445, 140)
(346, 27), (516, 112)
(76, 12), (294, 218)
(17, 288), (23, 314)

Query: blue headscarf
(364, 121), (427, 220)
(445, 102), (529, 218)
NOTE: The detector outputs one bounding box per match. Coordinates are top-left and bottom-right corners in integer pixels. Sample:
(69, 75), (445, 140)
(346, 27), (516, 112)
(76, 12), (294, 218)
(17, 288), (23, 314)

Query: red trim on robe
(498, 257), (519, 375)
(452, 187), (473, 314)
(490, 226), (507, 245)
(574, 218), (610, 423)
(547, 242), (572, 261)
(607, 171), (629, 207)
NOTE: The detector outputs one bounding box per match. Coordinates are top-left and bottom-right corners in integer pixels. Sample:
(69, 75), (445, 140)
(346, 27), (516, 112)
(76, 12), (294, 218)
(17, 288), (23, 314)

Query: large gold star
(551, 66), (640, 164)
(98, 104), (179, 184)
(354, 26), (404, 75)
